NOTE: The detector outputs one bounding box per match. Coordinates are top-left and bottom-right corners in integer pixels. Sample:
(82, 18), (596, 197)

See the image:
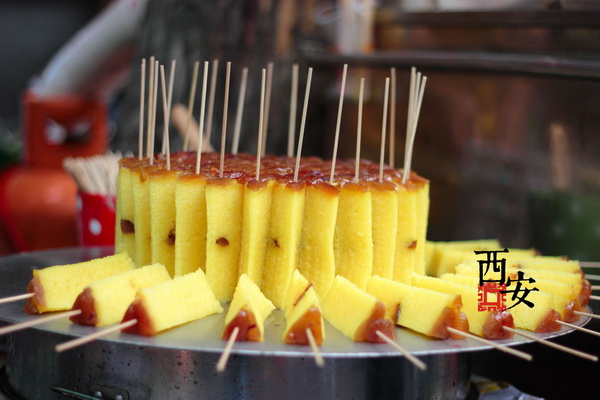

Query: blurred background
(1, 0), (600, 260)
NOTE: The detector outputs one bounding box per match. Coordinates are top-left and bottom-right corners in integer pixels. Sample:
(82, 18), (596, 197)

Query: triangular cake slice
(282, 270), (324, 345)
(223, 273), (276, 341)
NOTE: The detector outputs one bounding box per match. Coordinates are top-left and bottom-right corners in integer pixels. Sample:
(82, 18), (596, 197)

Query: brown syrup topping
(450, 311), (470, 340)
(356, 301), (396, 343)
(121, 298), (155, 336)
(579, 279), (592, 308)
(70, 288), (98, 326)
(563, 301), (578, 323)
(535, 309), (562, 333)
(223, 308), (261, 341)
(482, 310), (514, 340)
(284, 307), (323, 345)
(121, 219), (135, 234)
(23, 276), (43, 314)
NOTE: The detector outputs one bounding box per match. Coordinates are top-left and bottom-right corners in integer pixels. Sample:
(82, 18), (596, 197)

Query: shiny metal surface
(0, 248), (589, 399)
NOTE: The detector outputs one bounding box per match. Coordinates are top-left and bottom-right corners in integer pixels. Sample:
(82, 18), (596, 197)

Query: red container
(76, 191), (116, 247)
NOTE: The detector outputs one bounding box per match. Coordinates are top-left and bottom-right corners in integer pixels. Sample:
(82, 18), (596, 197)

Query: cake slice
(174, 173), (208, 276)
(70, 263), (171, 326)
(440, 272), (561, 333)
(282, 270), (325, 345)
(223, 274), (276, 341)
(131, 165), (161, 267)
(149, 170), (178, 276)
(238, 179), (274, 285)
(414, 179), (430, 275)
(366, 275), (468, 339)
(205, 177), (245, 302)
(297, 182), (339, 299)
(370, 182), (398, 280)
(427, 239), (501, 277)
(322, 275), (395, 342)
(115, 161), (137, 257)
(411, 274), (514, 340)
(334, 183), (373, 289)
(455, 263), (581, 322)
(262, 181), (306, 308)
(24, 252), (135, 314)
(122, 269), (223, 336)
(509, 257), (582, 274)
(393, 182), (418, 283)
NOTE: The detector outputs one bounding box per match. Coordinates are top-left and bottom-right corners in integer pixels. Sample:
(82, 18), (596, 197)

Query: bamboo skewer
(379, 77), (390, 183)
(216, 326), (239, 373)
(219, 62), (232, 178)
(138, 58), (146, 160)
(146, 56), (155, 159)
(354, 78), (365, 182)
(232, 67), (249, 155)
(287, 63), (299, 158)
(256, 69), (267, 180)
(0, 310), (81, 337)
(293, 68), (313, 183)
(329, 64), (348, 183)
(585, 274), (600, 280)
(557, 320), (600, 338)
(502, 326), (598, 361)
(261, 62), (274, 157)
(375, 331), (427, 371)
(447, 327), (533, 361)
(305, 328), (324, 367)
(160, 65), (172, 171)
(55, 319), (138, 353)
(183, 61), (200, 151)
(0, 293), (34, 305)
(161, 60), (176, 156)
(591, 285), (600, 291)
(149, 60), (159, 165)
(402, 72), (427, 184)
(389, 67), (396, 169)
(205, 59), (219, 149)
(580, 262), (600, 268)
(575, 310), (600, 320)
(589, 295), (600, 301)
(195, 61), (210, 175)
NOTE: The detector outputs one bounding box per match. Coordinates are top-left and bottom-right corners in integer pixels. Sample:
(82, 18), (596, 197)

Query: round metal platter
(0, 247), (590, 358)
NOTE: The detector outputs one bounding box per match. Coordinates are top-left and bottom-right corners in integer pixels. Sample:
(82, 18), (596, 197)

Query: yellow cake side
(131, 166), (159, 267)
(238, 180), (274, 285)
(87, 263), (171, 326)
(174, 173), (208, 276)
(28, 252), (135, 313)
(414, 179), (430, 275)
(370, 182), (398, 280)
(282, 285), (324, 344)
(334, 183), (373, 290)
(262, 181), (306, 309)
(149, 170), (178, 277)
(225, 274), (276, 341)
(205, 177), (244, 302)
(367, 275), (461, 338)
(321, 275), (378, 341)
(297, 182), (339, 300)
(136, 269), (223, 333)
(393, 183), (418, 283)
(427, 239), (501, 277)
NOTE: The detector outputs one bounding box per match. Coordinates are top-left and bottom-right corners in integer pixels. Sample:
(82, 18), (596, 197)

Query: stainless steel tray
(0, 248), (590, 400)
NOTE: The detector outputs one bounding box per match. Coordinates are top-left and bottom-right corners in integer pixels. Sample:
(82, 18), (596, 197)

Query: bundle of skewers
(1, 57), (599, 379)
(63, 152), (123, 196)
